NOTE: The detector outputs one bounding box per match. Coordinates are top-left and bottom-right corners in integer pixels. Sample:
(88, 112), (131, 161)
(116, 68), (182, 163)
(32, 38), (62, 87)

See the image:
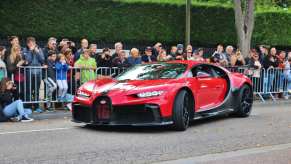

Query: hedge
(116, 0), (288, 7)
(0, 0), (290, 46)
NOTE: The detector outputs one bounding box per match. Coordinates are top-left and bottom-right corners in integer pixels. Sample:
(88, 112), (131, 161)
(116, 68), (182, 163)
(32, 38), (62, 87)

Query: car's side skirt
(193, 108), (234, 120)
(190, 87), (241, 121)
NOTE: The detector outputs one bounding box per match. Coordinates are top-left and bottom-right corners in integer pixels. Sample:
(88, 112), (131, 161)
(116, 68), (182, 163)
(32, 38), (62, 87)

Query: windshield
(115, 63), (187, 81)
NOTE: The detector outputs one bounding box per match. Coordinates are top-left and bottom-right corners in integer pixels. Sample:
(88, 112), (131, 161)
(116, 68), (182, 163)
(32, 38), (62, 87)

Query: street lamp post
(185, 0), (191, 46)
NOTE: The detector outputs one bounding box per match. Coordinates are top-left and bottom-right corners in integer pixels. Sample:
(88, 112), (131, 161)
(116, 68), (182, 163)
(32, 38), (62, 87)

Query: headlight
(137, 91), (164, 98)
(77, 90), (90, 98)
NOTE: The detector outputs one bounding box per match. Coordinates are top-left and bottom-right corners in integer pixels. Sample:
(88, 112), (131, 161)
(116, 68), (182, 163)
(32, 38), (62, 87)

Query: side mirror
(197, 72), (211, 78)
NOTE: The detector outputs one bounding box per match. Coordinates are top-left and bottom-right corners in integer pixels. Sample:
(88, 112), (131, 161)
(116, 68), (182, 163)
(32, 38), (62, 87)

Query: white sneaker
(10, 116), (21, 122)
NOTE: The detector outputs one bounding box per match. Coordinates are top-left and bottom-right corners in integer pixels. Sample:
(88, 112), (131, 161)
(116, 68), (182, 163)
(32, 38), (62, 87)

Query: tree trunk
(185, 0), (191, 46)
(233, 0), (255, 58)
(241, 38), (250, 60)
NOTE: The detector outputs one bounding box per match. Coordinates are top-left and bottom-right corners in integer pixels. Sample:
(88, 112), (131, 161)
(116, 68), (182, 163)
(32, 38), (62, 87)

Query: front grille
(111, 104), (161, 124)
(93, 96), (112, 122)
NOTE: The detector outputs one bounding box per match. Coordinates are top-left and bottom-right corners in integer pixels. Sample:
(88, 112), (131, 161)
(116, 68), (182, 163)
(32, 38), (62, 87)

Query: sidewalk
(253, 99), (291, 107)
(30, 99), (291, 121)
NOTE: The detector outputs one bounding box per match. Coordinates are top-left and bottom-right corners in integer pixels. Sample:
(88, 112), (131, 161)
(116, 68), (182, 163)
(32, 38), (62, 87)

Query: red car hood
(81, 78), (178, 96)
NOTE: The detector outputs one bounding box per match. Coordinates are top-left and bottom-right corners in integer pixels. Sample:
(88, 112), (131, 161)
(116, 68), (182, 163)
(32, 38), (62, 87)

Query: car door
(189, 65), (213, 110)
(210, 65), (228, 106)
(191, 65), (226, 111)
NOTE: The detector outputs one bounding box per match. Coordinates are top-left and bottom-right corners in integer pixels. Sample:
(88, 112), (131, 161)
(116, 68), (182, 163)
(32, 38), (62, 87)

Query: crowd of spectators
(0, 36), (290, 115)
(1, 36), (290, 71)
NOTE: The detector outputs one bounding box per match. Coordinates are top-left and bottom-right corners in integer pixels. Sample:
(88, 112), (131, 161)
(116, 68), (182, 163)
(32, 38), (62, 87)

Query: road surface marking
(0, 127), (74, 135)
(157, 142), (291, 164)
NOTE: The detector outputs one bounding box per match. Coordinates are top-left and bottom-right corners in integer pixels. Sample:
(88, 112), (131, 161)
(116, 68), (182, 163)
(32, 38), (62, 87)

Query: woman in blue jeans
(0, 78), (33, 122)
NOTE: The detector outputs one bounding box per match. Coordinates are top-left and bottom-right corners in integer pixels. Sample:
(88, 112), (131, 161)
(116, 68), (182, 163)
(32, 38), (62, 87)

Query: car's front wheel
(172, 90), (191, 131)
(234, 84), (253, 117)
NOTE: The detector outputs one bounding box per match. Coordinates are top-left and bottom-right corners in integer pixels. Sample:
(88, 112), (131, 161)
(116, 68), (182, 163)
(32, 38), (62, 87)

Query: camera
(105, 53), (111, 59)
(213, 53), (221, 60)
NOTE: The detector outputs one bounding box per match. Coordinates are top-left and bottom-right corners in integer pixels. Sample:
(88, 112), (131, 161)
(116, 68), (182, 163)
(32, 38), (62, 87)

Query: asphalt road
(0, 104), (291, 164)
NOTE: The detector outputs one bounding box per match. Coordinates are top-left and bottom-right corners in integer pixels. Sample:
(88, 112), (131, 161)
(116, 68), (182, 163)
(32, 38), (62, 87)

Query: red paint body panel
(230, 72), (252, 88)
(73, 61), (252, 119)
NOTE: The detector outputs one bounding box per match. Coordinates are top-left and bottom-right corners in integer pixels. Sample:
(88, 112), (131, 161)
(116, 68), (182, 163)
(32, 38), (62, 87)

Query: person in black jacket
(112, 50), (131, 68)
(112, 42), (123, 59)
(263, 47), (279, 69)
(96, 48), (113, 76)
(96, 48), (112, 67)
(0, 78), (33, 122)
(44, 51), (58, 110)
(141, 47), (156, 63)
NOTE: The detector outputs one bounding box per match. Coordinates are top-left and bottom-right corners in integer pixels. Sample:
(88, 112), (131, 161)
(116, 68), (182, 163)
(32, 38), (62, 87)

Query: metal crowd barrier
(10, 66), (291, 105)
(225, 66), (291, 102)
(15, 66), (127, 105)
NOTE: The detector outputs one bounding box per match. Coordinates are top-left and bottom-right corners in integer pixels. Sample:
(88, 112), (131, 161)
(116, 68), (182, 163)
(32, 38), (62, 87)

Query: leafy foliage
(0, 0), (290, 46)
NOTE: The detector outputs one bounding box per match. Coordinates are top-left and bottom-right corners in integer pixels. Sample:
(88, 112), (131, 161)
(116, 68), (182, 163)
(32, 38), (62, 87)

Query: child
(44, 50), (58, 110)
(74, 49), (97, 84)
(56, 54), (69, 102)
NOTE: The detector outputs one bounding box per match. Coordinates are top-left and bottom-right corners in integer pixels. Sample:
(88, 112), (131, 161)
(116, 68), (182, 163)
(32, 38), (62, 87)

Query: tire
(172, 90), (191, 131)
(234, 84), (253, 117)
(85, 124), (95, 128)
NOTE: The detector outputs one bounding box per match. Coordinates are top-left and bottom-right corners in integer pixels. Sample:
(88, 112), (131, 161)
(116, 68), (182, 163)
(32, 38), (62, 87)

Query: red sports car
(72, 60), (253, 131)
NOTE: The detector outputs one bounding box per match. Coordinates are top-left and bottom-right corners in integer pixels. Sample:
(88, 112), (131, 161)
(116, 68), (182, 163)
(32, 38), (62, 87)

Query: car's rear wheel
(172, 90), (191, 131)
(234, 84), (253, 117)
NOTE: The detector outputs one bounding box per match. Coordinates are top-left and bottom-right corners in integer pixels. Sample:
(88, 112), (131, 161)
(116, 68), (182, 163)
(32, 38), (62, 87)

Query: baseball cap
(145, 46), (152, 51)
(177, 44), (184, 49)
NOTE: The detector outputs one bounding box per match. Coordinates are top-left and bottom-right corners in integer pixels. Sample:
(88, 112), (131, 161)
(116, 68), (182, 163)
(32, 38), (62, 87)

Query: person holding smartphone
(0, 78), (33, 122)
